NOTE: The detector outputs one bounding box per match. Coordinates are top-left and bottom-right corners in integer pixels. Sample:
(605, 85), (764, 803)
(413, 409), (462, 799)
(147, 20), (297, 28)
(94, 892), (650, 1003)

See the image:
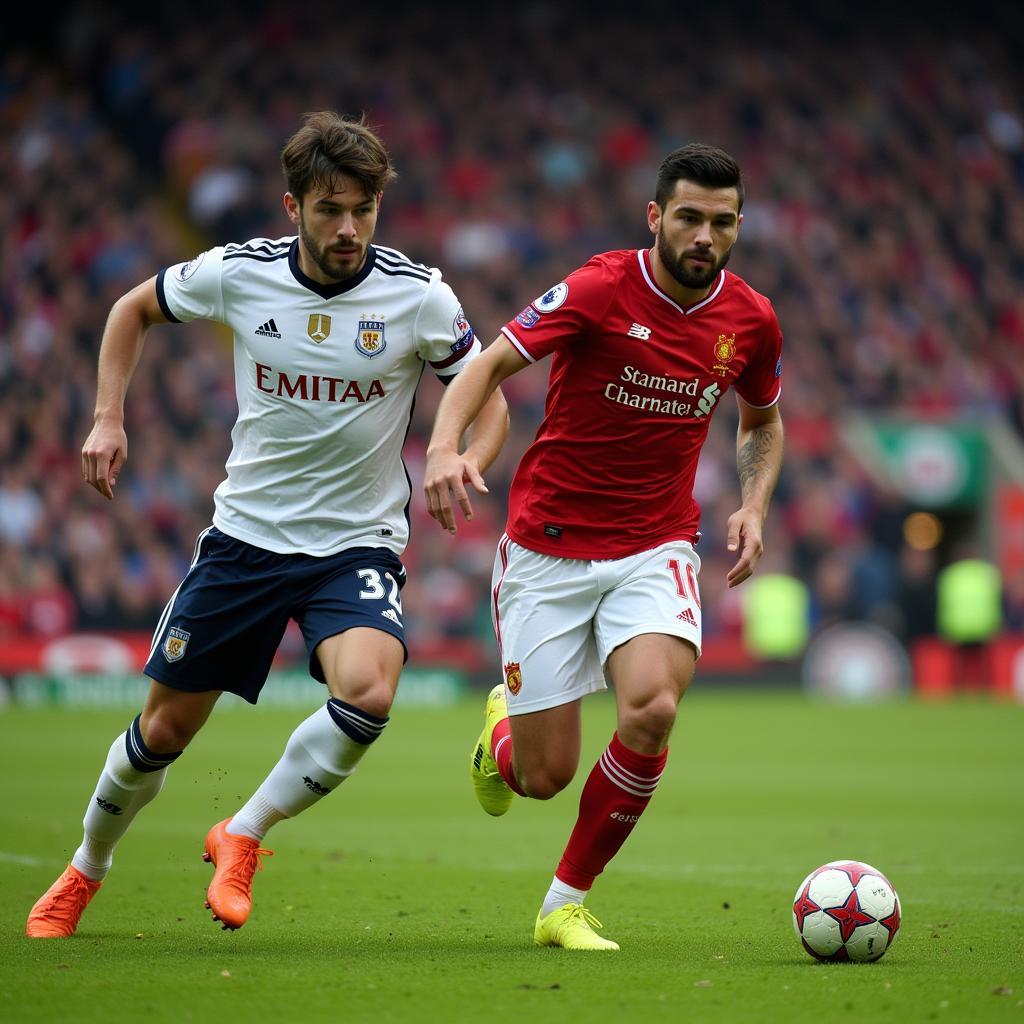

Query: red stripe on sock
(555, 732), (667, 890)
(491, 717), (525, 797)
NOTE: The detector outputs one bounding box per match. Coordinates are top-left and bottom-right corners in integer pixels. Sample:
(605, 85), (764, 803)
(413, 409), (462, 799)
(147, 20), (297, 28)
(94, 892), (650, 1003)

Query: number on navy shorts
(357, 568), (403, 615)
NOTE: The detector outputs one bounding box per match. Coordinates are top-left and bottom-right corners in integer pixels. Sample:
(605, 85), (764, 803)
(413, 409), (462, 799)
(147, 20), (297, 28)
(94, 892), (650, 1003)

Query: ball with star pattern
(792, 860), (901, 962)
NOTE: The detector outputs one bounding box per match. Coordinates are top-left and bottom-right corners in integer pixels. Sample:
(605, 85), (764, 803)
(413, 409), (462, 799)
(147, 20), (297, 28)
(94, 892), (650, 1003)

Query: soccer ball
(792, 860), (901, 962)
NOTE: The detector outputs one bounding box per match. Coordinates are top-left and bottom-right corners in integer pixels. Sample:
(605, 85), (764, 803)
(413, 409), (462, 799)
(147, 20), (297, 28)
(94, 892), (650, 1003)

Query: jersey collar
(637, 248), (725, 315)
(288, 239), (378, 298)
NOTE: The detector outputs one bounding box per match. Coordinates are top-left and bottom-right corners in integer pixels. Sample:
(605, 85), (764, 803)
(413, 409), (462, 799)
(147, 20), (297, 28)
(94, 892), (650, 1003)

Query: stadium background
(3, 0), (1024, 703)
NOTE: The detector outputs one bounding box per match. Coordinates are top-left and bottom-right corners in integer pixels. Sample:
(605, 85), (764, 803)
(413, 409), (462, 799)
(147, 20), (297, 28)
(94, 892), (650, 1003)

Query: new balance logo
(95, 796), (123, 815)
(255, 318), (282, 338)
(627, 322), (652, 340)
(676, 607), (698, 627)
(302, 776), (331, 795)
(381, 608), (401, 624)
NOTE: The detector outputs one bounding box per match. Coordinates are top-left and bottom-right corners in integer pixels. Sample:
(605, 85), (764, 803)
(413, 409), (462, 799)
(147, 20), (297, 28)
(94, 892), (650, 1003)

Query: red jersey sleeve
(734, 304), (783, 408)
(500, 258), (617, 362)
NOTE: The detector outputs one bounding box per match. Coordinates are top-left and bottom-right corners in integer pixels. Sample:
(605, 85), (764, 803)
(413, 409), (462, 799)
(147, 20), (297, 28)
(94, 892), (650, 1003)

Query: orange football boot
(26, 864), (102, 938)
(202, 818), (273, 930)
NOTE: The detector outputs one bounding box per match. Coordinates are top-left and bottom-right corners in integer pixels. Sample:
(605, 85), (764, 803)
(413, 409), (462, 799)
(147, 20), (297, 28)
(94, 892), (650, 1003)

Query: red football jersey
(501, 248), (783, 559)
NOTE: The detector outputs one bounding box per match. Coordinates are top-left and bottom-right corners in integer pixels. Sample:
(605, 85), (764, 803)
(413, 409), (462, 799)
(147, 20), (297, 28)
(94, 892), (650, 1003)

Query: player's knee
(620, 691), (679, 750)
(518, 764), (574, 800)
(331, 677), (395, 720)
(140, 710), (201, 753)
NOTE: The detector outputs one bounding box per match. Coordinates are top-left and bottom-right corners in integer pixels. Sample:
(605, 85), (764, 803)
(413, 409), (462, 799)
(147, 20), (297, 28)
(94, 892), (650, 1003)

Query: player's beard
(298, 217), (369, 282)
(657, 226), (733, 290)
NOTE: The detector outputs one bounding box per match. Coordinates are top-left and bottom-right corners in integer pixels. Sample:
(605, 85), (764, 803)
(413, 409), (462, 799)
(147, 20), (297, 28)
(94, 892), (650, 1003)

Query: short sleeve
(499, 261), (612, 362)
(734, 307), (783, 409)
(415, 272), (482, 379)
(156, 247), (226, 324)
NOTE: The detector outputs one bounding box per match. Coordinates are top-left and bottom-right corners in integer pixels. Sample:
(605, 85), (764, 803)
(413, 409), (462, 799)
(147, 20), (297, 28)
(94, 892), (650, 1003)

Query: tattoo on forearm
(738, 426), (777, 499)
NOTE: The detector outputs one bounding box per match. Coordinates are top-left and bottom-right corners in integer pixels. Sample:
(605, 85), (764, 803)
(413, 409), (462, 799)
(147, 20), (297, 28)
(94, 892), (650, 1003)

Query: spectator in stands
(2, 0), (1022, 675)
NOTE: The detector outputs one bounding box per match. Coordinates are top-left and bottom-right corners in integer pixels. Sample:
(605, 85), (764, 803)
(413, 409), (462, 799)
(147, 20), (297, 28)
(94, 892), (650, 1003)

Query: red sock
(490, 717), (526, 796)
(555, 732), (667, 890)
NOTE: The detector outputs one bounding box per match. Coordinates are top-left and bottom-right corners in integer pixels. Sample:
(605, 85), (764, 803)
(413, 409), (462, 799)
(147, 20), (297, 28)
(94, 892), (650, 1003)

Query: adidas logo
(302, 776), (331, 795)
(381, 608), (401, 624)
(676, 607), (698, 627)
(255, 318), (282, 338)
(95, 796), (123, 815)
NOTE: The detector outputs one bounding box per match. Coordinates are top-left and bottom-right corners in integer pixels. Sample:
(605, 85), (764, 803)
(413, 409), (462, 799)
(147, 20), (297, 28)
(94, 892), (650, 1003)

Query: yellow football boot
(534, 903), (620, 951)
(470, 683), (514, 816)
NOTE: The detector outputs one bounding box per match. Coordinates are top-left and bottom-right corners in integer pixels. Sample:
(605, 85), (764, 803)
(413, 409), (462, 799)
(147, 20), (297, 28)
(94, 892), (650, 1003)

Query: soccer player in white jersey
(424, 143), (784, 950)
(26, 111), (508, 938)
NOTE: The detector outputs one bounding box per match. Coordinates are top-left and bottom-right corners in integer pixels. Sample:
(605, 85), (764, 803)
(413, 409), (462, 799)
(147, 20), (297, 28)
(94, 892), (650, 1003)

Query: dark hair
(281, 111), (397, 202)
(655, 143), (744, 211)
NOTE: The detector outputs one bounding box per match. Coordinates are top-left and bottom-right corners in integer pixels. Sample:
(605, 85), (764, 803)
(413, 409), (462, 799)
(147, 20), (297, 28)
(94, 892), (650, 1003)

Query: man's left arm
(726, 397), (784, 588)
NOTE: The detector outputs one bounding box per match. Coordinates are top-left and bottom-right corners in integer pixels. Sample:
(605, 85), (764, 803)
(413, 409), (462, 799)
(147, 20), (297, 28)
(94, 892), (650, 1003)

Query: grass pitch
(1, 688), (1022, 1024)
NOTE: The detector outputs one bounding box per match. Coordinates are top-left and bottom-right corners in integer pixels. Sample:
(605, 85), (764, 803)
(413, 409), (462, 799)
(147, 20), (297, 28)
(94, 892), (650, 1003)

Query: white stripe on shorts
(492, 533), (511, 659)
(149, 527), (214, 659)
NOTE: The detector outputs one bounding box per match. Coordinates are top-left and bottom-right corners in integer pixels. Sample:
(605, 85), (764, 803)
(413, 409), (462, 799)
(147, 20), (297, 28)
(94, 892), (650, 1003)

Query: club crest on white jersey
(355, 317), (387, 357)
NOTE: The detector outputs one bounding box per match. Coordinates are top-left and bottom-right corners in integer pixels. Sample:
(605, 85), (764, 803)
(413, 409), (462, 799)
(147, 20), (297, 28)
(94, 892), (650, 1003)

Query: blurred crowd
(3, 1), (1023, 664)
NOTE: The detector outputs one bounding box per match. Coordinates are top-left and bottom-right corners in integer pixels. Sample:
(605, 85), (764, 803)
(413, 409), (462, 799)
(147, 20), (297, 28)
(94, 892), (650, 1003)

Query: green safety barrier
(936, 558), (1002, 644)
(5, 666), (468, 709)
(742, 573), (810, 660)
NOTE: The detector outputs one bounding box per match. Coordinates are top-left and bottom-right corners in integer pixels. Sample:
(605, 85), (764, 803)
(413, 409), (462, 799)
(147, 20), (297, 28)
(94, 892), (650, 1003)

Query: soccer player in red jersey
(424, 143), (784, 950)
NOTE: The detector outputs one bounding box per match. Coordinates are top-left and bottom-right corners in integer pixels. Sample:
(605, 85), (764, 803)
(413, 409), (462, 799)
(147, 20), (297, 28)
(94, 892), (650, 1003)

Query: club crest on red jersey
(355, 317), (387, 358)
(162, 626), (190, 662)
(712, 333), (737, 377)
(504, 661), (522, 696)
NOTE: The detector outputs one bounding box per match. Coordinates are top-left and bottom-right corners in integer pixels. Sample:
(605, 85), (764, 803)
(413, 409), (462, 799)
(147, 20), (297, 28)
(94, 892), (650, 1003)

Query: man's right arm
(424, 335), (528, 533)
(82, 276), (168, 500)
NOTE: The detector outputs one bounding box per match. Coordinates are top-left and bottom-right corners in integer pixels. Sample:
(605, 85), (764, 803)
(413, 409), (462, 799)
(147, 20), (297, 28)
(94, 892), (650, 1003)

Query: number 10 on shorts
(667, 559), (701, 608)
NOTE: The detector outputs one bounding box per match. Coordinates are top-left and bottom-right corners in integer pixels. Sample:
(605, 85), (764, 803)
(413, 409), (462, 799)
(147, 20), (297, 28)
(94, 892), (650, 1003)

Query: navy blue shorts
(144, 527), (407, 704)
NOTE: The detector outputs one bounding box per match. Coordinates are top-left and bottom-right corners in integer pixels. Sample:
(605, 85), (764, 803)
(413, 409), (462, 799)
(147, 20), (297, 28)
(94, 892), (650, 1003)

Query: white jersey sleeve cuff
(739, 383), (782, 409)
(500, 325), (536, 363)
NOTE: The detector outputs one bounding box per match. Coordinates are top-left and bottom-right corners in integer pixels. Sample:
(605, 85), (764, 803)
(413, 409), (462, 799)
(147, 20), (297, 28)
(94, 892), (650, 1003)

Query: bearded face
(286, 175), (379, 285)
(648, 180), (742, 297)
(656, 222), (735, 290)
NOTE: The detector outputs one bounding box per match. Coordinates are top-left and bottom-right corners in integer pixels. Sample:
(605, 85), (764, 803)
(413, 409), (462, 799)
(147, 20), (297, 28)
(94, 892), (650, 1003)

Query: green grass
(1, 690), (1022, 1023)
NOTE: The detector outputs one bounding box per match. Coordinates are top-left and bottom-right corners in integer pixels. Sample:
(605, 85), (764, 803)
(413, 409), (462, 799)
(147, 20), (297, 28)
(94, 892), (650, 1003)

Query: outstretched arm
(726, 396), (784, 587)
(82, 276), (167, 500)
(425, 336), (528, 532)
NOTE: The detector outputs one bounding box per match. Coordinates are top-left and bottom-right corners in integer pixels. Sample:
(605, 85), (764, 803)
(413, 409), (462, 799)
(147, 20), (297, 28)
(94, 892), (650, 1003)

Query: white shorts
(491, 535), (703, 715)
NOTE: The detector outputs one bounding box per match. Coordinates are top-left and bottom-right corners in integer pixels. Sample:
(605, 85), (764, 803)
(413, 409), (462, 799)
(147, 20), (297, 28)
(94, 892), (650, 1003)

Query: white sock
(540, 875), (590, 918)
(228, 700), (387, 841)
(71, 718), (180, 881)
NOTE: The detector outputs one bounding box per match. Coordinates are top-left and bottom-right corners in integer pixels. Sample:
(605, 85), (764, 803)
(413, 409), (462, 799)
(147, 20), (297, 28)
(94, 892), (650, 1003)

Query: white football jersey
(157, 238), (481, 556)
